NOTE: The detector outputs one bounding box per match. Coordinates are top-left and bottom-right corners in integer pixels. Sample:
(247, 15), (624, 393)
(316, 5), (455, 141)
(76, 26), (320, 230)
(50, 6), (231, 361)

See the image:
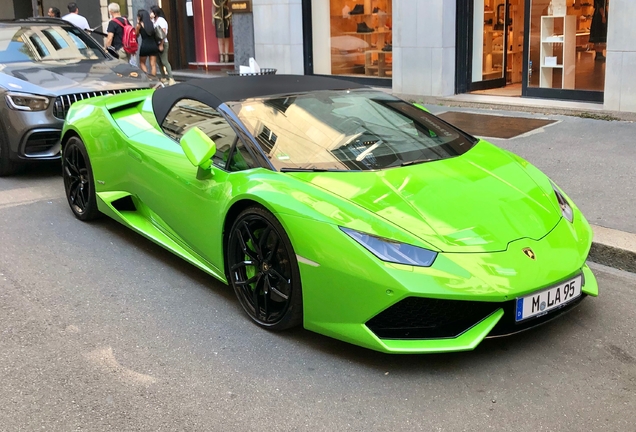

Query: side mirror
(180, 126), (216, 169)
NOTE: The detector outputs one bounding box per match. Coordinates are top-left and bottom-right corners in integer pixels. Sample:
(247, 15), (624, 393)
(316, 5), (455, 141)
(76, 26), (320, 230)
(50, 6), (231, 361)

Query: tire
(0, 130), (22, 176)
(62, 136), (100, 221)
(227, 206), (303, 330)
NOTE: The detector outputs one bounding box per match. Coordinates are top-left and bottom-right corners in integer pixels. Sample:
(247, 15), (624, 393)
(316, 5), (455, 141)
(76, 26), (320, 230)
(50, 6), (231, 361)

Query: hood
(293, 141), (561, 253)
(0, 60), (148, 95)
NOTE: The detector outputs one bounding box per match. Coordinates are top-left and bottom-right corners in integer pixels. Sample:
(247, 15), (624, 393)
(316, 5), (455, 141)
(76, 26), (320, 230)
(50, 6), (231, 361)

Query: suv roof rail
(0, 17), (75, 25)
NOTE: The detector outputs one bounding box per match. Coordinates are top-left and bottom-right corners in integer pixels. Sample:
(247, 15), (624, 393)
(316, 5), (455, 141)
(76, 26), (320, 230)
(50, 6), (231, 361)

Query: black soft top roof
(152, 74), (367, 125)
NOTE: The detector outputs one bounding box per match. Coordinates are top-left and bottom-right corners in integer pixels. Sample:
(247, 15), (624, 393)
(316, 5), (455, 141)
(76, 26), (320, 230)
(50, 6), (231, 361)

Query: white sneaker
(168, 78), (176, 86)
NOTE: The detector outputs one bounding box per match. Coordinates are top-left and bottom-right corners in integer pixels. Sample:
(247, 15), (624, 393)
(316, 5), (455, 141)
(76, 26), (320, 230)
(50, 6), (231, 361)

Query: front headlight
(551, 181), (573, 223)
(340, 227), (438, 267)
(5, 92), (50, 111)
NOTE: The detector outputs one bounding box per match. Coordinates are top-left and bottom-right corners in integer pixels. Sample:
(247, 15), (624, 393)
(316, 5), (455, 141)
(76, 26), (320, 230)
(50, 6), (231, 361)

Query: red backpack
(112, 17), (138, 54)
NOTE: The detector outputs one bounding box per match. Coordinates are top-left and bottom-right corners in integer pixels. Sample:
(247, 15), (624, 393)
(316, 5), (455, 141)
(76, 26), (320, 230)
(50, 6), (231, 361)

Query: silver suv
(0, 18), (150, 175)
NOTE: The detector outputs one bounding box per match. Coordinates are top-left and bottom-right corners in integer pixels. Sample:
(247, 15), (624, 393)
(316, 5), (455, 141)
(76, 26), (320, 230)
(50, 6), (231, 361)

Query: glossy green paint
(180, 127), (216, 168)
(61, 90), (597, 354)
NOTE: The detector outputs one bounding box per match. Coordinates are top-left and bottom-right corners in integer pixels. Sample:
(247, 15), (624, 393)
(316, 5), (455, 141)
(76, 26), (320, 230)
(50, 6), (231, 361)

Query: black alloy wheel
(227, 206), (303, 330)
(62, 136), (100, 221)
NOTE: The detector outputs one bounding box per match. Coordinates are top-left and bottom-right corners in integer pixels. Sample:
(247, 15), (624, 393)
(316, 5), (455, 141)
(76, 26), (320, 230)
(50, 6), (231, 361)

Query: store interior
(328, 0), (393, 77)
(472, 0), (606, 97)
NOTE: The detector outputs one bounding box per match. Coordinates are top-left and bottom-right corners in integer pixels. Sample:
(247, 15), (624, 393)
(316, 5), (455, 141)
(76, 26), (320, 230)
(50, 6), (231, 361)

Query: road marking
(0, 185), (65, 210)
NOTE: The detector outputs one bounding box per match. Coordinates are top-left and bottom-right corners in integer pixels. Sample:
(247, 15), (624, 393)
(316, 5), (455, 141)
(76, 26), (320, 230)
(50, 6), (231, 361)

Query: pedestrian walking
(105, 3), (133, 64)
(150, 5), (175, 85)
(136, 9), (159, 79)
(62, 2), (90, 30)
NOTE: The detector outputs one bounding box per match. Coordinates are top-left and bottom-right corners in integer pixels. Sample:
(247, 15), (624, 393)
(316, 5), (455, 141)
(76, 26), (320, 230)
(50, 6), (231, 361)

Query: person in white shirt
(62, 2), (90, 31)
(150, 5), (175, 85)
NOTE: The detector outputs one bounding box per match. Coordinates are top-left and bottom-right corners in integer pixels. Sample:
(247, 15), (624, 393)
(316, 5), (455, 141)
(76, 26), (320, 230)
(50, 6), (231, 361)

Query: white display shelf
(540, 15), (576, 89)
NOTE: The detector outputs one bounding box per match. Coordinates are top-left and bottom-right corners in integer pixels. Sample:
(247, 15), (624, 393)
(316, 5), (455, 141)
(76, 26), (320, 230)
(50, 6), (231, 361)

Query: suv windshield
(230, 90), (478, 171)
(0, 24), (106, 63)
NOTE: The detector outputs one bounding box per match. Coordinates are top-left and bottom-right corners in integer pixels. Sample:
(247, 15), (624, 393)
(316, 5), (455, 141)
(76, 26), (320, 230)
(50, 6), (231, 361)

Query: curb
(589, 225), (636, 273)
(395, 94), (636, 122)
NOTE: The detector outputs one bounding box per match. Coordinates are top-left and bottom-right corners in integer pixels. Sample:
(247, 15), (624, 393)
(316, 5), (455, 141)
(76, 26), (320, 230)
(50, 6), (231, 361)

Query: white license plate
(515, 275), (582, 322)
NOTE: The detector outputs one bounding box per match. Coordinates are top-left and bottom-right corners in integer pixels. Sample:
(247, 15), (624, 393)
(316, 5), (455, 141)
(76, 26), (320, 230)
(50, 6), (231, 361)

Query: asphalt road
(1, 164), (635, 432)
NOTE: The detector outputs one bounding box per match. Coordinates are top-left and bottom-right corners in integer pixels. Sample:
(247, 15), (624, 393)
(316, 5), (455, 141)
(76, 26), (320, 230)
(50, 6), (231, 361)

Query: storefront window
(528, 0), (607, 91)
(312, 0), (393, 78)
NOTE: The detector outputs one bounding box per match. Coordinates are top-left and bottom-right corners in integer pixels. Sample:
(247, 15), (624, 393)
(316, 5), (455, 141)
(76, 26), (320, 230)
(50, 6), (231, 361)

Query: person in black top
(136, 9), (159, 78)
(589, 0), (608, 61)
(105, 2), (131, 62)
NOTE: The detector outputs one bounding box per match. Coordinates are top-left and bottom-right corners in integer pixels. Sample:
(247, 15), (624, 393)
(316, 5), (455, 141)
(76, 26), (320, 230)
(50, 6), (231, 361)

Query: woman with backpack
(150, 5), (175, 85)
(136, 9), (159, 78)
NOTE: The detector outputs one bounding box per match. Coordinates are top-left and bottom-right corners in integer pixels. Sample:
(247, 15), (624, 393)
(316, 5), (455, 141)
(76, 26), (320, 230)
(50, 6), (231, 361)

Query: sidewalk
(172, 69), (229, 80)
(171, 70), (636, 271)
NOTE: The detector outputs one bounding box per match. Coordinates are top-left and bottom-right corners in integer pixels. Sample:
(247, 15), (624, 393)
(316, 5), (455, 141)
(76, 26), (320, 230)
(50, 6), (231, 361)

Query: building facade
(244, 0), (634, 113)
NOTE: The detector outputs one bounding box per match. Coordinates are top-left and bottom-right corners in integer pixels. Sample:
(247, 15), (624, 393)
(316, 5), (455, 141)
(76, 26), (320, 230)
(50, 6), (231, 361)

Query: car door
(125, 98), (259, 270)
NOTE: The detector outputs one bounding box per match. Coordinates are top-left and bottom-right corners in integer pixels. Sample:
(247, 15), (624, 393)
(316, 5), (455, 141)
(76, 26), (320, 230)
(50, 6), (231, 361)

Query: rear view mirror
(180, 127), (217, 169)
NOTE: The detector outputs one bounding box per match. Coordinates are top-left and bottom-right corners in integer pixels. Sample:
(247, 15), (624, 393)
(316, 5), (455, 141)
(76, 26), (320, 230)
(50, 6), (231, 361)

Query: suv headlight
(5, 92), (50, 111)
(341, 227), (438, 267)
(551, 181), (574, 223)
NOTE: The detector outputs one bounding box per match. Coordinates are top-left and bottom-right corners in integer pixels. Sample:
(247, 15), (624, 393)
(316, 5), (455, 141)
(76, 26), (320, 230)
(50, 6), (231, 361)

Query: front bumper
(1, 103), (63, 161)
(281, 213), (596, 354)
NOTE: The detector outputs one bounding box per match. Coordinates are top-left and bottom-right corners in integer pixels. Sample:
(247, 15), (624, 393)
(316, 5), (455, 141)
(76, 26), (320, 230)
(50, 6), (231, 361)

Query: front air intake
(366, 297), (501, 339)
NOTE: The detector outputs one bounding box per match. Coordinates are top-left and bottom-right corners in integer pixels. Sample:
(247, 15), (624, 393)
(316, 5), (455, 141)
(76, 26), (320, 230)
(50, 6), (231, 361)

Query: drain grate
(437, 111), (556, 139)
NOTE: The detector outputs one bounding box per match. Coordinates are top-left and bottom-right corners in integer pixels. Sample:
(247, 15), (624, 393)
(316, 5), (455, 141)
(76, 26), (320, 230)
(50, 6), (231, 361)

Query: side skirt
(96, 191), (227, 284)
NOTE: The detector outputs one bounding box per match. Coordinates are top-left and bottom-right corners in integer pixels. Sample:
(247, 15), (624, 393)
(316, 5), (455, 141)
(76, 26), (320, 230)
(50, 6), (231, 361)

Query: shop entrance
(456, 0), (607, 102)
(468, 0), (526, 96)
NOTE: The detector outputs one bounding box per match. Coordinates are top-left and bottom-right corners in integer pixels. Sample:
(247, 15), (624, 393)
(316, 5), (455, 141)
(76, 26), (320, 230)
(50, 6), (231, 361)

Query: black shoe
(357, 22), (374, 33)
(372, 7), (379, 13)
(382, 43), (392, 52)
(349, 4), (364, 15)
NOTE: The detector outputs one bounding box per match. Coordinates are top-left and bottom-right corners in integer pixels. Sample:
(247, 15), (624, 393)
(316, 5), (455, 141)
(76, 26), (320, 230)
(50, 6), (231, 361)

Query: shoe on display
(349, 4), (364, 15)
(372, 7), (379, 13)
(356, 22), (374, 33)
(382, 43), (392, 52)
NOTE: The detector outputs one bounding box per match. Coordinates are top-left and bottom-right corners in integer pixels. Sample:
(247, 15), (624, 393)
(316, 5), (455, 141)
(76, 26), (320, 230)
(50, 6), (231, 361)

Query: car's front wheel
(227, 206), (303, 330)
(0, 130), (22, 176)
(62, 136), (100, 221)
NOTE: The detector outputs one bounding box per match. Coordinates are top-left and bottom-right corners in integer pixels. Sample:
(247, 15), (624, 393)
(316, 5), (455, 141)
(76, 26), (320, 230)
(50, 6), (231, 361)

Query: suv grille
(53, 89), (138, 119)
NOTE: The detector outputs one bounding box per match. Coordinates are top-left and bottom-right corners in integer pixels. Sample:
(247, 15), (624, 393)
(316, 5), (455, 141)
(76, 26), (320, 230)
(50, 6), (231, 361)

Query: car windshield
(229, 90), (478, 171)
(0, 24), (106, 63)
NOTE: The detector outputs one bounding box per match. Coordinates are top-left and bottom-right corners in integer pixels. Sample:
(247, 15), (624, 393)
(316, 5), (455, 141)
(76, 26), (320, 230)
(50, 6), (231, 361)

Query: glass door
(470, 0), (509, 90)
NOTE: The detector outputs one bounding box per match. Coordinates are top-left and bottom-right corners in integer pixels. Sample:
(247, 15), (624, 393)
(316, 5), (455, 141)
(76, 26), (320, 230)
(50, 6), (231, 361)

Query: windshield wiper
(400, 158), (437, 167)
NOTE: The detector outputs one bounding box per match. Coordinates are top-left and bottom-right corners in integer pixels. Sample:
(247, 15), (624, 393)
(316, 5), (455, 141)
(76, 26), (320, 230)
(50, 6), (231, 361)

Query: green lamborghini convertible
(60, 75), (597, 354)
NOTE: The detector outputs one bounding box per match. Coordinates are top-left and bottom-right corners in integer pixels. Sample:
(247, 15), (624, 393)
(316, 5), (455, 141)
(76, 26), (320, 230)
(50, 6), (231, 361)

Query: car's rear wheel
(62, 136), (100, 221)
(227, 206), (303, 330)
